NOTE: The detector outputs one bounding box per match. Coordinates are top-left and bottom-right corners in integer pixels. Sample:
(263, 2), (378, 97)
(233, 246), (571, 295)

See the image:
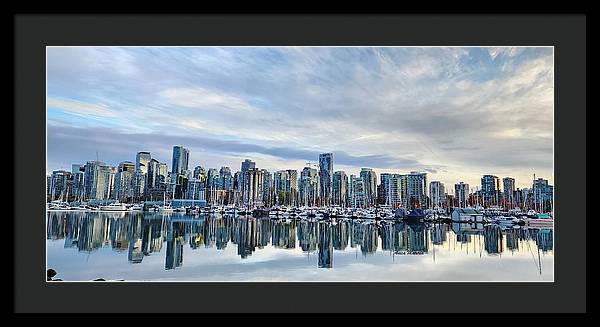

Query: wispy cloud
(46, 46), (553, 188)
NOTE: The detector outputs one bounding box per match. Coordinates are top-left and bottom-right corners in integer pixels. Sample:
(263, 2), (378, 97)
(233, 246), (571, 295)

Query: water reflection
(46, 211), (553, 273)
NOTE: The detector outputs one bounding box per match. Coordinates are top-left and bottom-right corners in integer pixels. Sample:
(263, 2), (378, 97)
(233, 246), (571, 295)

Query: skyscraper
(274, 170), (297, 205)
(429, 181), (446, 209)
(84, 161), (115, 200)
(243, 168), (264, 206)
(481, 175), (501, 207)
(207, 168), (219, 189)
(533, 177), (553, 213)
(300, 167), (319, 206)
(261, 169), (272, 206)
(380, 173), (403, 208)
(219, 166), (233, 190)
(171, 146), (189, 176)
(318, 153), (333, 205)
(360, 168), (377, 207)
(332, 171), (348, 207)
(455, 182), (469, 208)
(135, 152), (151, 174)
(49, 170), (73, 201)
(114, 161), (135, 201)
(71, 164), (85, 201)
(240, 159), (256, 201)
(193, 165), (206, 181)
(350, 175), (365, 208)
(503, 177), (516, 209)
(406, 172), (427, 209)
(241, 159), (256, 173)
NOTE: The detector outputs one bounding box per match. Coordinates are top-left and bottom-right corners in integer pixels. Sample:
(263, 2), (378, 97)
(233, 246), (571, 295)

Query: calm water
(46, 211), (553, 282)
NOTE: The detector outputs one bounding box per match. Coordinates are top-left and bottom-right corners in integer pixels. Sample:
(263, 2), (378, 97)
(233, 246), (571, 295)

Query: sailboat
(158, 190), (174, 213)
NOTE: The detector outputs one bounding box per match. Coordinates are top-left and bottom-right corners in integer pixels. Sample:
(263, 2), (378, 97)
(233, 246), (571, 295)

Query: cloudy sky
(47, 46), (553, 189)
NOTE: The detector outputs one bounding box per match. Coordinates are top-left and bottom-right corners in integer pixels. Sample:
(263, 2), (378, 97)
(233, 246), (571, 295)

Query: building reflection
(318, 221), (332, 268)
(47, 211), (554, 270)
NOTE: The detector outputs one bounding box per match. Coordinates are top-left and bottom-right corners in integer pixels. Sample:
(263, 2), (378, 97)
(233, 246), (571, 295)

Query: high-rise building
(503, 177), (516, 208)
(243, 168), (264, 205)
(240, 159), (256, 200)
(135, 152), (151, 174)
(360, 168), (377, 207)
(146, 159), (160, 191)
(300, 167), (319, 206)
(332, 171), (348, 207)
(71, 164), (85, 201)
(193, 165), (206, 181)
(114, 161), (135, 201)
(406, 172), (427, 209)
(455, 182), (469, 208)
(261, 169), (272, 206)
(429, 181), (446, 209)
(350, 175), (365, 208)
(274, 170), (297, 205)
(380, 173), (403, 208)
(207, 168), (219, 189)
(318, 153), (333, 204)
(533, 177), (554, 213)
(171, 146), (189, 176)
(241, 159), (255, 173)
(49, 170), (73, 201)
(219, 166), (233, 190)
(84, 161), (115, 200)
(481, 175), (501, 207)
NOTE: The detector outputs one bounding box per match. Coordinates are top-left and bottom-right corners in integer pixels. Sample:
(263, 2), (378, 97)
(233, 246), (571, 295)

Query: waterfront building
(206, 168), (219, 189)
(240, 159), (256, 201)
(481, 175), (501, 207)
(132, 170), (146, 199)
(360, 168), (377, 207)
(318, 153), (334, 205)
(114, 161), (135, 202)
(300, 167), (319, 206)
(406, 172), (427, 209)
(71, 164), (86, 201)
(49, 170), (73, 201)
(135, 151), (151, 175)
(84, 161), (115, 200)
(46, 175), (51, 196)
(261, 169), (273, 206)
(503, 177), (516, 209)
(243, 168), (265, 206)
(171, 146), (190, 176)
(332, 171), (348, 207)
(380, 173), (403, 208)
(455, 182), (469, 208)
(273, 170), (297, 206)
(219, 166), (233, 190)
(186, 178), (205, 201)
(429, 181), (446, 209)
(145, 158), (159, 190)
(193, 165), (206, 181)
(350, 175), (366, 208)
(533, 177), (554, 213)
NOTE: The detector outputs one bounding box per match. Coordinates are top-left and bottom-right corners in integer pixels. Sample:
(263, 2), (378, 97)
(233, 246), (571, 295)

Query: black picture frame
(14, 14), (586, 314)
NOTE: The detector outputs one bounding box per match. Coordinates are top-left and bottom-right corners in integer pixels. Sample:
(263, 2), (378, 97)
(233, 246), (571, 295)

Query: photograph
(45, 46), (555, 282)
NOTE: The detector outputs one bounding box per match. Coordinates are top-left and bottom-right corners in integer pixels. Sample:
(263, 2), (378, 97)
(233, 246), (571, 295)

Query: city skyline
(47, 46), (554, 189)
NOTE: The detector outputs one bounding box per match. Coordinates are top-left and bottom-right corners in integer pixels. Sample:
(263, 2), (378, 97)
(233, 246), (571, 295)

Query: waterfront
(46, 211), (553, 282)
